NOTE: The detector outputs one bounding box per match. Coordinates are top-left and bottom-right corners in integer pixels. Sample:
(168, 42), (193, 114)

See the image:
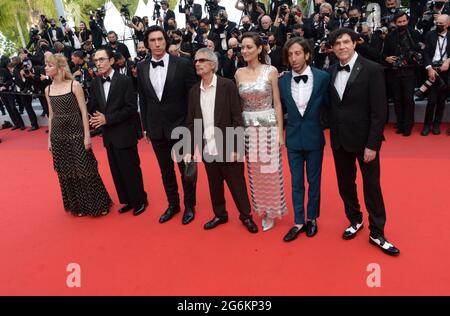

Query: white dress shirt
(149, 53), (170, 101)
(433, 31), (448, 63)
(200, 74), (218, 156)
(103, 69), (114, 103)
(334, 52), (358, 100)
(291, 66), (314, 116)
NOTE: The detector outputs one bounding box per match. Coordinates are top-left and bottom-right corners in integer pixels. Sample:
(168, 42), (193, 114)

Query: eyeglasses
(194, 58), (213, 64)
(93, 57), (110, 64)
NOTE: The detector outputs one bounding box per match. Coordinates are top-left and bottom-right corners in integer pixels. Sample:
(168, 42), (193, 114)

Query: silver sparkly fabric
(239, 65), (287, 219)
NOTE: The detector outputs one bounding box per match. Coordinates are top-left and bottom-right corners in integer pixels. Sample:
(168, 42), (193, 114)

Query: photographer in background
(222, 37), (245, 79)
(198, 18), (221, 53)
(268, 0), (293, 21)
(46, 18), (65, 46)
(206, 0), (226, 25)
(158, 0), (176, 31)
(89, 7), (107, 48)
(213, 10), (237, 53)
(235, 0), (265, 25)
(128, 16), (145, 42)
(421, 14), (450, 136)
(77, 21), (93, 49)
(179, 0), (202, 23)
(105, 31), (131, 61)
(240, 15), (258, 33)
(383, 12), (423, 136)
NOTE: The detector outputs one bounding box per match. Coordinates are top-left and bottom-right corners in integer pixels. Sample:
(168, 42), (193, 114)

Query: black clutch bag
(184, 160), (197, 183)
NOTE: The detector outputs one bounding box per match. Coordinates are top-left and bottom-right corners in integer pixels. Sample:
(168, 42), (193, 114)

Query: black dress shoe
(11, 126), (19, 131)
(283, 225), (306, 242)
(204, 216), (228, 230)
(242, 218), (258, 233)
(20, 126), (26, 130)
(133, 201), (148, 216)
(28, 126), (39, 132)
(342, 222), (363, 240)
(421, 125), (430, 136)
(306, 220), (318, 237)
(402, 129), (412, 136)
(182, 207), (195, 225)
(395, 128), (404, 134)
(118, 204), (133, 214)
(369, 235), (400, 256)
(432, 125), (441, 135)
(159, 205), (180, 223)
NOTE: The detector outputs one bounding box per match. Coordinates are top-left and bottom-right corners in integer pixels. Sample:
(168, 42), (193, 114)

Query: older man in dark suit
(185, 48), (258, 233)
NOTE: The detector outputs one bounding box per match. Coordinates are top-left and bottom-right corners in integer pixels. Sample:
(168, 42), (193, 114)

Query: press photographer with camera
(235, 0), (265, 26)
(240, 15), (258, 33)
(205, 0), (226, 25)
(197, 18), (221, 53)
(420, 14), (450, 135)
(383, 12), (423, 136)
(10, 54), (39, 131)
(157, 0), (176, 31)
(106, 31), (132, 61)
(77, 21), (93, 49)
(0, 57), (25, 130)
(212, 10), (237, 53)
(268, 0), (293, 21)
(89, 7), (107, 48)
(46, 18), (65, 47)
(179, 0), (202, 23)
(127, 16), (145, 42)
(222, 37), (245, 79)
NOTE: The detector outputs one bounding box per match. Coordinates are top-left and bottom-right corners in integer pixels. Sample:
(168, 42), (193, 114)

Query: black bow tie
(101, 76), (111, 84)
(337, 64), (351, 72)
(151, 60), (164, 68)
(293, 75), (308, 84)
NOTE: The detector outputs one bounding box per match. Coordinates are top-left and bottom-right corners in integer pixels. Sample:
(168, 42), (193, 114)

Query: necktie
(151, 60), (164, 68)
(101, 76), (111, 84)
(293, 75), (308, 84)
(337, 64), (351, 72)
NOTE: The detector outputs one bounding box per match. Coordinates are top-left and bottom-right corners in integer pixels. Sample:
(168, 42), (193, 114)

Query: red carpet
(0, 125), (449, 295)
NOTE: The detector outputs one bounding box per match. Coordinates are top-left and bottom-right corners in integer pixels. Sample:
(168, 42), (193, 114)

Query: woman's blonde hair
(46, 53), (73, 81)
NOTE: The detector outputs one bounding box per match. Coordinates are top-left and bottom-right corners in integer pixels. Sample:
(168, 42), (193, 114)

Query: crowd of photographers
(1, 0), (449, 144)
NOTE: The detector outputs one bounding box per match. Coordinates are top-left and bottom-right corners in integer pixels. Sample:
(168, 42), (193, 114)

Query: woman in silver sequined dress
(235, 33), (288, 231)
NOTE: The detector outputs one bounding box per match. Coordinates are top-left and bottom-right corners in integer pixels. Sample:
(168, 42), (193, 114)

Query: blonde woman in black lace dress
(45, 54), (112, 217)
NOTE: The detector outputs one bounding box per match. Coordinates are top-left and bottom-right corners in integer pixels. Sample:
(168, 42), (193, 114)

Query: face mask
(314, 4), (321, 13)
(51, 24), (56, 27)
(436, 25), (446, 33)
(138, 51), (146, 57)
(397, 25), (407, 32)
(173, 38), (181, 44)
(435, 2), (445, 9)
(243, 23), (251, 30)
(349, 17), (359, 24)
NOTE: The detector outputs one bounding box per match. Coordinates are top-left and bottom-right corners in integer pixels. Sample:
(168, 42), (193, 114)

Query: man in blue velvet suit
(279, 37), (330, 242)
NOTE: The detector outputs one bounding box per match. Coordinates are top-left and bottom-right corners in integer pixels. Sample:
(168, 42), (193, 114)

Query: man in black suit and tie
(137, 26), (197, 225)
(421, 14), (450, 136)
(47, 19), (65, 46)
(327, 28), (400, 256)
(179, 0), (202, 22)
(158, 1), (176, 32)
(89, 48), (148, 216)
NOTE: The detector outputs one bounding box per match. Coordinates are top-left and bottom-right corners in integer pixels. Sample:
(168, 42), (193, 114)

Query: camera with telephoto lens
(415, 61), (448, 97)
(120, 4), (131, 20)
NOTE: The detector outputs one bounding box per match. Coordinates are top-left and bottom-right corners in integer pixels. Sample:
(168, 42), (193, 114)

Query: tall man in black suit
(137, 26), (197, 225)
(158, 1), (176, 32)
(422, 14), (450, 136)
(327, 28), (400, 256)
(179, 0), (202, 22)
(89, 48), (148, 216)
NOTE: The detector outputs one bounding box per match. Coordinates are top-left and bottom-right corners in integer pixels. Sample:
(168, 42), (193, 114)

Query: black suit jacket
(47, 27), (65, 44)
(424, 30), (450, 68)
(186, 76), (244, 156)
(163, 9), (176, 31)
(327, 55), (387, 152)
(137, 55), (197, 140)
(179, 3), (202, 21)
(90, 71), (138, 149)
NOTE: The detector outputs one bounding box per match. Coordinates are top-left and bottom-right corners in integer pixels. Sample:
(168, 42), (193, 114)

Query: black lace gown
(49, 83), (112, 216)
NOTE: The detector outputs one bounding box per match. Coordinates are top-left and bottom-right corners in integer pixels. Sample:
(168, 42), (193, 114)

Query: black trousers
(19, 94), (38, 127)
(425, 72), (448, 126)
(391, 69), (416, 132)
(332, 147), (386, 238)
(0, 95), (24, 128)
(106, 145), (147, 207)
(151, 138), (196, 208)
(204, 161), (251, 220)
(37, 95), (49, 116)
